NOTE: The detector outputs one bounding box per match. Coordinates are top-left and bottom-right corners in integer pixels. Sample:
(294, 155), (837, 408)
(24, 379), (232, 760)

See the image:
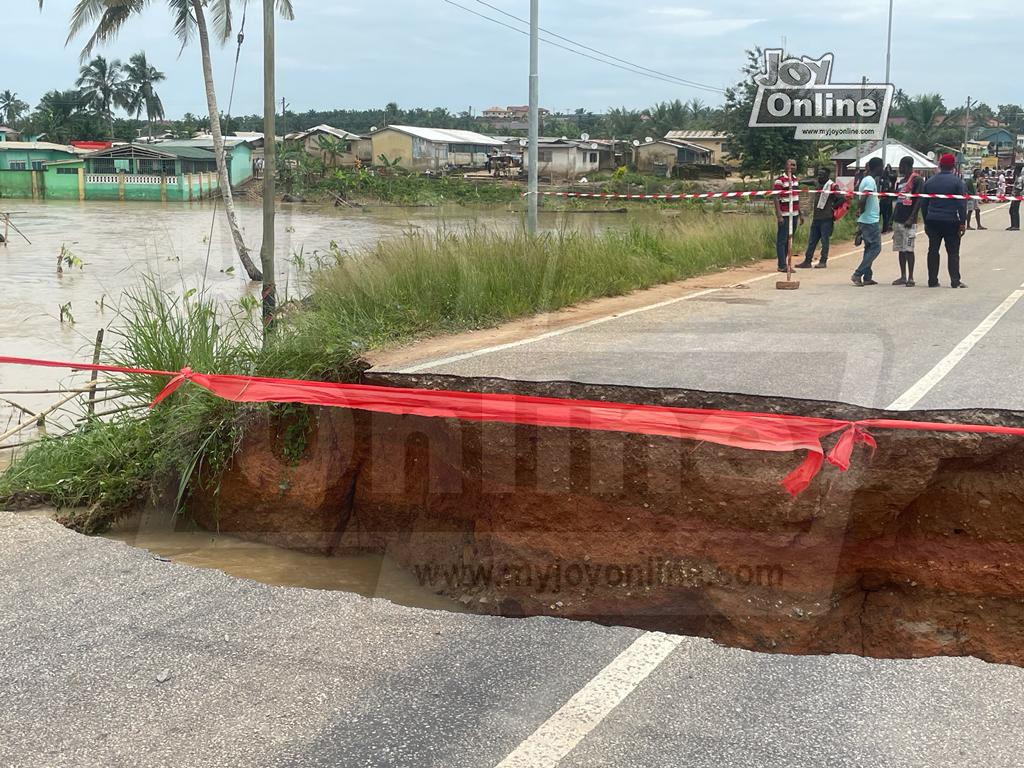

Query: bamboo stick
(0, 384), (96, 445)
(87, 329), (104, 417)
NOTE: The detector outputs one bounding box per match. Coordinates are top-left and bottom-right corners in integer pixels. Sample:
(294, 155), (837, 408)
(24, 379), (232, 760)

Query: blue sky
(3, 0), (1020, 118)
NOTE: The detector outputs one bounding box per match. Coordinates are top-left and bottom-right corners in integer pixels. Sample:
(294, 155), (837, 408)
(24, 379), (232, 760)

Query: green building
(0, 139), (256, 202)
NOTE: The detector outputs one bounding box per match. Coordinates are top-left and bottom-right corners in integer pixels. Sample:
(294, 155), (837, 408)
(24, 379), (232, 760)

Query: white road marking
(399, 241), (876, 374)
(401, 203), (1009, 375)
(494, 632), (684, 768)
(887, 280), (1024, 411)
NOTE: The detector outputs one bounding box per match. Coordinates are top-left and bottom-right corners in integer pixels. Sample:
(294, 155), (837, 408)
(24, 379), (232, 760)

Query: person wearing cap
(921, 153), (968, 288)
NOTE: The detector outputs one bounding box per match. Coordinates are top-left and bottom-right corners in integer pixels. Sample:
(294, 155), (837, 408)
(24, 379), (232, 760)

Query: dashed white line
(494, 632), (684, 768)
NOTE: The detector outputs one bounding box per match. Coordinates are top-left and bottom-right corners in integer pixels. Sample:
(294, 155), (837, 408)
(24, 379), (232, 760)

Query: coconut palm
(890, 93), (956, 153)
(76, 55), (128, 139)
(0, 90), (30, 127)
(122, 52), (166, 139)
(54, 0), (296, 283)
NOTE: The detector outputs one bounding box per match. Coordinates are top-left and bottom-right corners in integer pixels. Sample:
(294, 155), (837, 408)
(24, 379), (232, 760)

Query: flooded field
(0, 198), (636, 437)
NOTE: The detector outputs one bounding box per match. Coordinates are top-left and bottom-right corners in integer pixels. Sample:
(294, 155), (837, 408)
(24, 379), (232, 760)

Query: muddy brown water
(0, 198), (637, 440)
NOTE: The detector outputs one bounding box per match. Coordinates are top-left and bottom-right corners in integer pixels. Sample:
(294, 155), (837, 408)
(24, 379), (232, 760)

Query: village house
(0, 126), (21, 143)
(286, 124), (372, 166)
(370, 125), (504, 172)
(0, 141), (87, 198)
(153, 136), (257, 187)
(519, 138), (616, 182)
(633, 138), (712, 176)
(663, 130), (730, 165)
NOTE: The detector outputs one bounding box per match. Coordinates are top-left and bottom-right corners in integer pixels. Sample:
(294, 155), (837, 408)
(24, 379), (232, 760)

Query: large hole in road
(185, 374), (1024, 667)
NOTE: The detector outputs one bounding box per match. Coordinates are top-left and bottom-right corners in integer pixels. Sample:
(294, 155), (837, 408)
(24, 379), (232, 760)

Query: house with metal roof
(370, 125), (505, 172)
(0, 142), (88, 199)
(664, 130), (730, 164)
(830, 140), (938, 177)
(42, 144), (223, 202)
(286, 125), (371, 167)
(634, 139), (712, 176)
(0, 127), (21, 143)
(154, 137), (256, 186)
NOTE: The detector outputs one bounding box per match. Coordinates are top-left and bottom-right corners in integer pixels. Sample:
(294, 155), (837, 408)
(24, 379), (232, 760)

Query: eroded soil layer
(191, 375), (1024, 666)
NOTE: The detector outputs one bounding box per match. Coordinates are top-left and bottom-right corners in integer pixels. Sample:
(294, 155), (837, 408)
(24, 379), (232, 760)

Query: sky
(3, 0), (1021, 119)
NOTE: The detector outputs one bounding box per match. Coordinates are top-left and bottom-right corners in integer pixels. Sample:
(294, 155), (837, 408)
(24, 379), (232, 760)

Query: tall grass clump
(0, 282), (260, 532)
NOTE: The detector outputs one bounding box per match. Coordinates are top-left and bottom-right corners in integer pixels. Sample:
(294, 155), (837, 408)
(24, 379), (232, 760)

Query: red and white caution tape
(533, 189), (1024, 202)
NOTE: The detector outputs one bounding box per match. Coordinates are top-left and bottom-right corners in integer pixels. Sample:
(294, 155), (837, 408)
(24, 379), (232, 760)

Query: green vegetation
(277, 154), (522, 206)
(1, 208), (862, 530)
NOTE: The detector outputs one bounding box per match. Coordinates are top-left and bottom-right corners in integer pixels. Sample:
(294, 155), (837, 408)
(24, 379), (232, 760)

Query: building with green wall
(0, 142), (255, 202)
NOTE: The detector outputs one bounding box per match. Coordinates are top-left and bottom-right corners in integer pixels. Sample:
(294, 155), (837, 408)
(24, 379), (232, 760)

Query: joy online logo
(749, 49), (894, 140)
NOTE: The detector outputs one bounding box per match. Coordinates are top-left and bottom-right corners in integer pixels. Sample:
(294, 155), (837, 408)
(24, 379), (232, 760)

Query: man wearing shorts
(891, 156), (923, 286)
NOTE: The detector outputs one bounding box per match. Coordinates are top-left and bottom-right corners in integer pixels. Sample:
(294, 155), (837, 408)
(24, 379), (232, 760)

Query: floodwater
(0, 197), (633, 438)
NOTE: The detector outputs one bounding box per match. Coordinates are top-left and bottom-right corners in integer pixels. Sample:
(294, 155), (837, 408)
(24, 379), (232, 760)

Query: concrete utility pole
(527, 0), (539, 235)
(881, 0), (893, 166)
(964, 96), (974, 166)
(260, 0), (277, 330)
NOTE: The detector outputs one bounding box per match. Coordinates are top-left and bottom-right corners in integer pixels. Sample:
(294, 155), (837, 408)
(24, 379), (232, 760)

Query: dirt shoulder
(368, 234), (857, 372)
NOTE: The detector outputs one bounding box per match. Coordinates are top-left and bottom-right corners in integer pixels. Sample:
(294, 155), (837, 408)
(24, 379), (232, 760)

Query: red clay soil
(190, 374), (1024, 667)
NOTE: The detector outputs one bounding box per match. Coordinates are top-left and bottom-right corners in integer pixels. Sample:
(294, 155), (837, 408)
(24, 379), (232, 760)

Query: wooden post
(87, 329), (104, 418)
(198, 172), (205, 198)
(117, 170), (126, 201)
(2, 214), (8, 247)
(187, 173), (194, 201)
(30, 171), (38, 200)
(78, 167), (86, 201)
(160, 175), (167, 202)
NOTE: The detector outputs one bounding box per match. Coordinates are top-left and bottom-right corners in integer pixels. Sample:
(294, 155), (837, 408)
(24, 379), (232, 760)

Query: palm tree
(53, 0), (296, 283)
(891, 94), (955, 153)
(122, 52), (166, 139)
(76, 55), (128, 139)
(0, 90), (30, 127)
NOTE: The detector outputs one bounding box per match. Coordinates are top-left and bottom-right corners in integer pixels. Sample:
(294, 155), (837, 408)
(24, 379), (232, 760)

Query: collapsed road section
(189, 373), (1024, 667)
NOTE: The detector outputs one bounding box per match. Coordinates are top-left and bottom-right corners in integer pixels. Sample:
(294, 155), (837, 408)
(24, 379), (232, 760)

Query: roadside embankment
(189, 374), (1024, 667)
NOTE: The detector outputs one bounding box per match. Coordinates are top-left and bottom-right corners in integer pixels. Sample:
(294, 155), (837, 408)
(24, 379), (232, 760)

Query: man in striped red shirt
(773, 158), (801, 272)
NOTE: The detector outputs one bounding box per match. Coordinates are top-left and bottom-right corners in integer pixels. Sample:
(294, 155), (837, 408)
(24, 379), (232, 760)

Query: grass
(260, 213), (776, 380)
(1, 206), (857, 530)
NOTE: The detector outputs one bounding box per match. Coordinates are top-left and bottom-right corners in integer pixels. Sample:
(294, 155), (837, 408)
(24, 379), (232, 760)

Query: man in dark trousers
(796, 167), (841, 269)
(921, 153), (968, 288)
(1009, 168), (1023, 231)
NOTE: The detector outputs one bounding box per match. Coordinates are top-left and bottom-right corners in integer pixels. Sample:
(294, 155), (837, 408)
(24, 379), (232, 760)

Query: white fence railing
(85, 174), (184, 185)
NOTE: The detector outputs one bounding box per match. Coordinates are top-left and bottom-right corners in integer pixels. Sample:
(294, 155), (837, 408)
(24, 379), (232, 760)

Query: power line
(472, 0), (725, 95)
(440, 0), (725, 95)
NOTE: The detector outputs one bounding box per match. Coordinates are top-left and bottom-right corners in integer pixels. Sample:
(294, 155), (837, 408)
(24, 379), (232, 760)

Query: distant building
(663, 130), (730, 165)
(0, 140), (83, 170)
(633, 139), (712, 176)
(154, 137), (256, 186)
(521, 139), (615, 182)
(287, 124), (371, 166)
(480, 105), (551, 131)
(976, 127), (1016, 155)
(0, 127), (20, 143)
(370, 125), (504, 172)
(830, 140), (938, 177)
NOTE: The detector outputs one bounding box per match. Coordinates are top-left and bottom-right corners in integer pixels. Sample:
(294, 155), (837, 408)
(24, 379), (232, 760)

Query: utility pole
(527, 0), (539, 235)
(881, 0), (893, 167)
(963, 96), (973, 169)
(260, 0), (277, 331)
(280, 97), (288, 137)
(857, 76), (867, 171)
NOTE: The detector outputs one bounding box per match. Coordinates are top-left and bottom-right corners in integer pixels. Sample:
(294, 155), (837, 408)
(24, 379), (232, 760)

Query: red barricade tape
(4, 355), (1024, 496)
(533, 188), (1024, 202)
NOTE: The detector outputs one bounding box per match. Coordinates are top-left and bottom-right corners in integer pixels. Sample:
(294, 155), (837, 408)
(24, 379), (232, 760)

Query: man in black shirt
(891, 156), (924, 286)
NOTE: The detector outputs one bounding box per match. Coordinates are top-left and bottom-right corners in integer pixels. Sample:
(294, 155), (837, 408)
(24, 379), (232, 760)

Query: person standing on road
(1008, 169), (1023, 231)
(891, 156), (924, 287)
(773, 158), (801, 273)
(966, 170), (986, 230)
(880, 165), (896, 233)
(921, 153), (968, 288)
(796, 167), (840, 269)
(851, 157), (884, 286)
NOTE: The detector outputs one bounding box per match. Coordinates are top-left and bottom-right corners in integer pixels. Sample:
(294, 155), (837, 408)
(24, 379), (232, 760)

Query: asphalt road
(389, 206), (1024, 412)
(2, 512), (1023, 768)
